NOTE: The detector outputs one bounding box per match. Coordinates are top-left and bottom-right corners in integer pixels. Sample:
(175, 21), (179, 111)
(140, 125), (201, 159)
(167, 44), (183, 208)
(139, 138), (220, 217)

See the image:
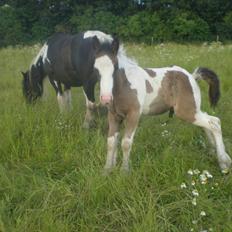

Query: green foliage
(70, 7), (122, 35)
(170, 11), (210, 41)
(123, 12), (165, 42)
(1, 0), (232, 45)
(0, 5), (23, 46)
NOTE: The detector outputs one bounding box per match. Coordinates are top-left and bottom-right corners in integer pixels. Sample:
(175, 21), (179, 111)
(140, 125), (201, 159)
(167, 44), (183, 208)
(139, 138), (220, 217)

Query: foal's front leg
(121, 110), (140, 173)
(104, 111), (121, 174)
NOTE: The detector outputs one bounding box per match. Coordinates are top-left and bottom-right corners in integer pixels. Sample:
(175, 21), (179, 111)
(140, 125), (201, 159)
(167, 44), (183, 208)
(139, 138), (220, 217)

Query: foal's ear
(92, 35), (100, 51)
(111, 37), (119, 55)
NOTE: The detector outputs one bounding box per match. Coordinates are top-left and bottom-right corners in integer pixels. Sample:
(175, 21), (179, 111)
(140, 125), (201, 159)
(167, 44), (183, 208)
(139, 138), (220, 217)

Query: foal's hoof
(221, 168), (230, 174)
(82, 122), (90, 129)
(220, 156), (232, 174)
(102, 167), (113, 176)
(120, 166), (130, 175)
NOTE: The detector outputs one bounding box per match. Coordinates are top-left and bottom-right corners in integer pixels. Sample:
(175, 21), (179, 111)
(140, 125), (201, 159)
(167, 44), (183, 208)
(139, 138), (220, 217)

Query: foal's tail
(192, 67), (220, 107)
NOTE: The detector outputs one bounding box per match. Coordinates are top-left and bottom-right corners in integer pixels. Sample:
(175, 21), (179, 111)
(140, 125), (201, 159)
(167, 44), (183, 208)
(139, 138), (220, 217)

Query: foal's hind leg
(121, 110), (140, 173)
(203, 128), (216, 149)
(104, 111), (121, 174)
(194, 112), (232, 171)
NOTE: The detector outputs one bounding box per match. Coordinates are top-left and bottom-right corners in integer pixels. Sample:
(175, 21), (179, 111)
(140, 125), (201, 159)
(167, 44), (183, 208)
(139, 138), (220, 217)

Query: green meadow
(0, 42), (232, 232)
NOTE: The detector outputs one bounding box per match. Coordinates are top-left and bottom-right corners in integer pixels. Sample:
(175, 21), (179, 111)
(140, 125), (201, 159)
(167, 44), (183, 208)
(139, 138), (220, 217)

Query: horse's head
(94, 36), (119, 105)
(21, 66), (43, 103)
(21, 70), (33, 102)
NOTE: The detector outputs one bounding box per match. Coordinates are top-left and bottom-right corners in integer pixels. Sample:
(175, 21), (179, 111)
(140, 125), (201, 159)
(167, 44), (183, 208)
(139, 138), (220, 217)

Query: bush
(0, 5), (23, 46)
(170, 11), (210, 41)
(70, 7), (122, 36)
(121, 11), (167, 43)
(31, 20), (52, 42)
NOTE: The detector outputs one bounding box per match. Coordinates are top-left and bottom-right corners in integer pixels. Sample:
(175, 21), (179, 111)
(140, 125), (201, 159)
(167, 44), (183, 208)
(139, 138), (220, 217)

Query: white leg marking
(194, 112), (232, 170)
(121, 131), (136, 172)
(104, 133), (119, 172)
(57, 93), (66, 113)
(63, 89), (72, 110)
(204, 128), (216, 148)
(83, 91), (95, 128)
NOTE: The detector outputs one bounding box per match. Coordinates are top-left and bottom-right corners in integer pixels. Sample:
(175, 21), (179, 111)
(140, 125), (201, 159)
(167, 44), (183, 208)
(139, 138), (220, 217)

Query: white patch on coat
(117, 45), (137, 69)
(142, 68), (168, 114)
(42, 44), (51, 64)
(94, 55), (114, 97)
(31, 43), (49, 67)
(124, 67), (146, 111)
(83, 30), (113, 43)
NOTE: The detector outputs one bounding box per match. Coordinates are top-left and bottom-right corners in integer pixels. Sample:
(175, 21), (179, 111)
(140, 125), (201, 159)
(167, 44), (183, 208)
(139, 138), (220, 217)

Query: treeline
(1, 0), (232, 46)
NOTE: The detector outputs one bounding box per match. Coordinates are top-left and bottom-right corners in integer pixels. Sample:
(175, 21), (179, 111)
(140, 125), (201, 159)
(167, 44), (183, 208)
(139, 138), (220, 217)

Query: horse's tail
(192, 67), (220, 107)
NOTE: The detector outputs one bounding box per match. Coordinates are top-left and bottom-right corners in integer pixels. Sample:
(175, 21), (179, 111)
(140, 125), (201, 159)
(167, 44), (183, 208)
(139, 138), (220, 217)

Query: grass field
(0, 42), (232, 232)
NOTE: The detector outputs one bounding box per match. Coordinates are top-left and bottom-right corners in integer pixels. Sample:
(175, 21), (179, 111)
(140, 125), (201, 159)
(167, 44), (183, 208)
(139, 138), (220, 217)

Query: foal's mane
(117, 45), (138, 69)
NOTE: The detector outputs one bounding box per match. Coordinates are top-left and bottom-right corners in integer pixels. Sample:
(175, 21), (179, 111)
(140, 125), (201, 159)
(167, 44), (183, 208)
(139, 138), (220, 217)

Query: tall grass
(0, 42), (232, 232)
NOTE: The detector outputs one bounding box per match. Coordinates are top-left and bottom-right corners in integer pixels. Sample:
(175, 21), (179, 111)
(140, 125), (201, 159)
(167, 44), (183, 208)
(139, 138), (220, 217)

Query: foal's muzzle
(100, 95), (112, 105)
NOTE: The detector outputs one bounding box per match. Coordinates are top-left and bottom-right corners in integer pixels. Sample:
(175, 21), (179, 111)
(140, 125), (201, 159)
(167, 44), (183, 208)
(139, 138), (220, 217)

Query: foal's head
(94, 37), (119, 105)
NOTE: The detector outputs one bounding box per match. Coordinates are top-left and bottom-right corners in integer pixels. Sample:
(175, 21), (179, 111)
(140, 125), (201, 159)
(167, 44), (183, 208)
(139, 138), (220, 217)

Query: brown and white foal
(94, 46), (232, 173)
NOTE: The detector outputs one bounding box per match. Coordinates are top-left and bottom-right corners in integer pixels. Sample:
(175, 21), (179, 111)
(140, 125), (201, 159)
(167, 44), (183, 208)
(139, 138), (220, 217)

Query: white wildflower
(191, 180), (196, 186)
(192, 220), (197, 224)
(161, 122), (167, 127)
(161, 130), (170, 137)
(180, 182), (187, 189)
(203, 170), (213, 178)
(192, 197), (197, 206)
(200, 211), (206, 217)
(192, 189), (199, 197)
(200, 174), (207, 184)
(188, 169), (193, 175)
(193, 169), (200, 175)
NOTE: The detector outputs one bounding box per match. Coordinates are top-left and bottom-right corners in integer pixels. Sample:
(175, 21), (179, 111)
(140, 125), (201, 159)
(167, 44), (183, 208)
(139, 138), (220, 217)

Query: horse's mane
(117, 45), (138, 69)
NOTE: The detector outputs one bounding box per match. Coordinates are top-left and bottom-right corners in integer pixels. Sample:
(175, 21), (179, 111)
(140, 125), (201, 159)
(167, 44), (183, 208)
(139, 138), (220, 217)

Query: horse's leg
(203, 128), (216, 149)
(83, 81), (97, 129)
(104, 111), (121, 174)
(193, 112), (231, 171)
(121, 110), (140, 173)
(63, 85), (72, 111)
(49, 78), (65, 112)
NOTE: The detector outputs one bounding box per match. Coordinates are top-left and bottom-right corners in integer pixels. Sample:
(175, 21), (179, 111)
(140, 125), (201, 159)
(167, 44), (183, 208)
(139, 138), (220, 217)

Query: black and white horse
(21, 31), (119, 128)
(93, 45), (232, 173)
